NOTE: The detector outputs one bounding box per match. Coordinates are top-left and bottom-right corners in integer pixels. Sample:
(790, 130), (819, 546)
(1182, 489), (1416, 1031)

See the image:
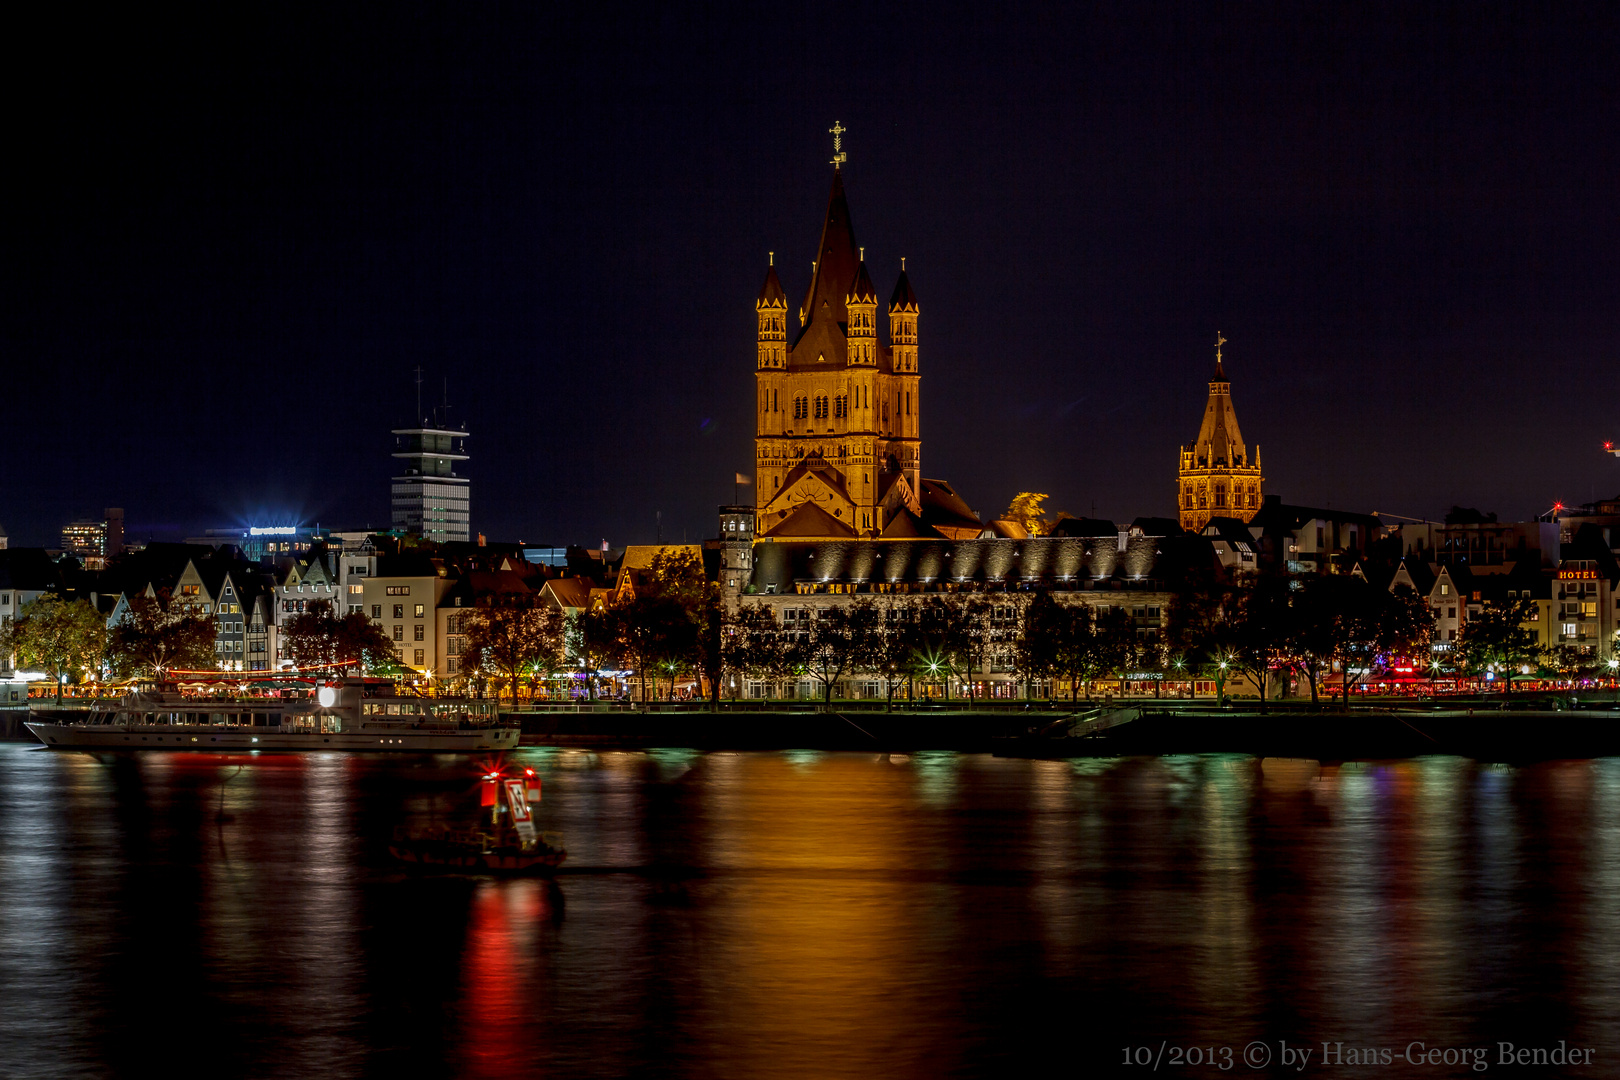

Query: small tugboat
(390, 766), (567, 874)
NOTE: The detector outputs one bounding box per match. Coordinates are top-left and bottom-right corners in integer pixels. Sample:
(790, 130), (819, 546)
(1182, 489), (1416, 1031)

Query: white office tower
(391, 421), (470, 543)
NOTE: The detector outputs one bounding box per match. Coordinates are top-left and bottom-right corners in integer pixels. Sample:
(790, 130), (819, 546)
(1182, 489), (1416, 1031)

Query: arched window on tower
(1198, 490), (1207, 509)
(814, 395), (829, 420)
(835, 394), (847, 419)
(793, 395), (808, 420)
(1214, 483), (1227, 508)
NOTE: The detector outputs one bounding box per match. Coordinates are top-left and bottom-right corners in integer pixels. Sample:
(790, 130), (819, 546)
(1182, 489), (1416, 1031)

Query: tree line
(0, 555), (1577, 706)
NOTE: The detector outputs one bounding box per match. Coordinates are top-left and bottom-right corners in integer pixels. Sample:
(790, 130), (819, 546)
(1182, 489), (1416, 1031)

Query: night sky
(6, 4), (1618, 549)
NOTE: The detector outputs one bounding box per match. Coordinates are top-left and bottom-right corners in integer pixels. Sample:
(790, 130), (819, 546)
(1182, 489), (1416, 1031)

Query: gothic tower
(753, 129), (922, 540)
(1177, 334), (1263, 532)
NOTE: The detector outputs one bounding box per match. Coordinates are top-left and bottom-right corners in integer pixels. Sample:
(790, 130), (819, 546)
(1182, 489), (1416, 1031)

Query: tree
(1166, 568), (1243, 704)
(870, 600), (921, 708)
(609, 595), (693, 702)
(789, 600), (883, 704)
(108, 590), (216, 679)
(1455, 597), (1541, 689)
(1015, 592), (1068, 698)
(573, 606), (623, 702)
(1001, 493), (1050, 535)
(460, 596), (565, 704)
(3, 592), (107, 702)
(999, 492), (1075, 536)
(1225, 572), (1294, 713)
(729, 605), (796, 697)
(280, 599), (400, 675)
(907, 595), (980, 700)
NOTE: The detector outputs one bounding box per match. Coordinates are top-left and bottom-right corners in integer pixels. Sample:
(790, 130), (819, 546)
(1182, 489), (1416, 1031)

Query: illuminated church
(1177, 334), (1264, 532)
(751, 131), (979, 542)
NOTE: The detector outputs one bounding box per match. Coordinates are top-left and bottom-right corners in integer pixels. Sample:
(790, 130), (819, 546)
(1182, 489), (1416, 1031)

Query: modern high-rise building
(391, 421), (470, 543)
(1177, 335), (1264, 533)
(59, 508), (124, 569)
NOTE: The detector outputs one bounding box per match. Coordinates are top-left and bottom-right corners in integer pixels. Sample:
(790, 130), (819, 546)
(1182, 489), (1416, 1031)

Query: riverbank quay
(506, 698), (1620, 759)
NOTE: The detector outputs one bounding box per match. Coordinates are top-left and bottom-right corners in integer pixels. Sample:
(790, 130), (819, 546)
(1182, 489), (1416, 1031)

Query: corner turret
(756, 255), (787, 371)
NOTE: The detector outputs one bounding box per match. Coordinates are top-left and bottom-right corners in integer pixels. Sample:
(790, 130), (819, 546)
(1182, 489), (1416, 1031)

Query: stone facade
(1178, 336), (1263, 532)
(754, 168), (922, 540)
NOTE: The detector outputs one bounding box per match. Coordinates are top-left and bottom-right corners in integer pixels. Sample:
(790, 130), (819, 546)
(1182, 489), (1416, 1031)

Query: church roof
(799, 170), (861, 333)
(880, 507), (944, 539)
(1189, 353), (1250, 467)
(849, 258), (877, 303)
(889, 267), (917, 310)
(760, 502), (856, 539)
(757, 264), (786, 306)
(918, 478), (983, 535)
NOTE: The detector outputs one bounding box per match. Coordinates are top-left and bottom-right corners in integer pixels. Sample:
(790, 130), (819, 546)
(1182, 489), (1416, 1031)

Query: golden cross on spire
(1214, 331), (1226, 364)
(829, 121), (847, 169)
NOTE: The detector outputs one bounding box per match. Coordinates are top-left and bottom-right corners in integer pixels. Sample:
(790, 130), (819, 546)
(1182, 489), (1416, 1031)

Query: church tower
(753, 125), (922, 540)
(1177, 334), (1263, 532)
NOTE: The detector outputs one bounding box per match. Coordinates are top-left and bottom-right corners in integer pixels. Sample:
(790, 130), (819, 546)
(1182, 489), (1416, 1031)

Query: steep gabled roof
(881, 507), (945, 539)
(757, 264), (787, 306)
(798, 169), (860, 335)
(761, 502), (856, 539)
(848, 258), (877, 303)
(889, 267), (917, 311)
(917, 478), (981, 533)
(539, 576), (593, 612)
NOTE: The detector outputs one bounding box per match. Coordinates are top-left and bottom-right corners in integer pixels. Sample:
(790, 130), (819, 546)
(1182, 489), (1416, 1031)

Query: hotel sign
(1559, 570), (1599, 580)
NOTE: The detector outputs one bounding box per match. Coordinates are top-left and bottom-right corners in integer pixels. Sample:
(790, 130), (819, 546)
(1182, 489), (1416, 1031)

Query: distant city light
(249, 526), (299, 536)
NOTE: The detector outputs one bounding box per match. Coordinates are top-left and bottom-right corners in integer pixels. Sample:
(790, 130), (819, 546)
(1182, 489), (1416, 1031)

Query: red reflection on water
(457, 881), (545, 1079)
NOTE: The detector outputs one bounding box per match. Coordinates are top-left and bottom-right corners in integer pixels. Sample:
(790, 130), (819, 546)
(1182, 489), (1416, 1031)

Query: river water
(1, 744), (1616, 1078)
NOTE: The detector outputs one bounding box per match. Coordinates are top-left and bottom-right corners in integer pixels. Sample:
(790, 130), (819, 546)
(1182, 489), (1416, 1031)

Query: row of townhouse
(1385, 521), (1619, 666)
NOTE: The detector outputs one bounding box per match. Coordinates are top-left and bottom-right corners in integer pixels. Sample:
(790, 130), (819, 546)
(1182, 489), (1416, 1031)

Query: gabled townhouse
(272, 556), (342, 668)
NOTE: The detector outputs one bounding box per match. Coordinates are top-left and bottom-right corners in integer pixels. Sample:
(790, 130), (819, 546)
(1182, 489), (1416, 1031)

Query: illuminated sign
(249, 527), (299, 536)
(1559, 570), (1599, 580)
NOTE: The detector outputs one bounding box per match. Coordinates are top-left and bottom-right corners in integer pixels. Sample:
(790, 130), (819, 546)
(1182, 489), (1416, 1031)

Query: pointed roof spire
(799, 168), (861, 331)
(756, 260), (786, 306)
(849, 251), (877, 303)
(889, 260), (918, 310)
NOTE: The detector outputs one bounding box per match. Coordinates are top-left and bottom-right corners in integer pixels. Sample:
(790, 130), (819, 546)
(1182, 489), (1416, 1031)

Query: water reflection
(3, 745), (1620, 1077)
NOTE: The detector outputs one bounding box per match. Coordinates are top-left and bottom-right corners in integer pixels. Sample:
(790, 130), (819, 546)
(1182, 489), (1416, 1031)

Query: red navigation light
(480, 778), (498, 807)
(1606, 441), (1614, 451)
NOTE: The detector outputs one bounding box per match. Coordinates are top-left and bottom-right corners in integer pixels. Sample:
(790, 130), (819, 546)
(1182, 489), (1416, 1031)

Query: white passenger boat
(25, 680), (520, 752)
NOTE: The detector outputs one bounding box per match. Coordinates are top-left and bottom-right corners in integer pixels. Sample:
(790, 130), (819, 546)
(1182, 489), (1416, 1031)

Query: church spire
(1212, 331), (1228, 382)
(799, 167), (861, 331)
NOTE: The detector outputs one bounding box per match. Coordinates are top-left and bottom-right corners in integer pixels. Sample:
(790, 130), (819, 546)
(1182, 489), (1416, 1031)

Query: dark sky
(6, 3), (1618, 548)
